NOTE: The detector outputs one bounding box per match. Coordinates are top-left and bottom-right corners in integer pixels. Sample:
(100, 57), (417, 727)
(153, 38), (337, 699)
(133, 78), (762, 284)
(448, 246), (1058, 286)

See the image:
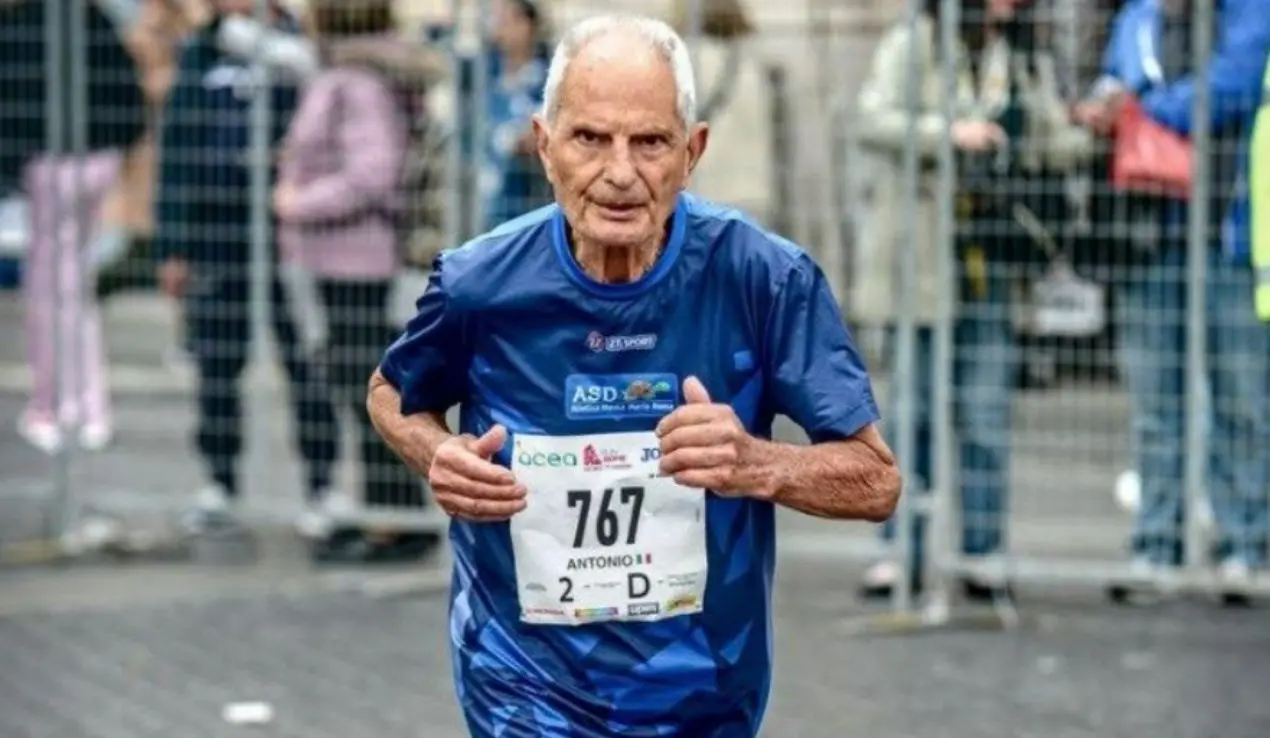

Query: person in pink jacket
(274, 0), (444, 563)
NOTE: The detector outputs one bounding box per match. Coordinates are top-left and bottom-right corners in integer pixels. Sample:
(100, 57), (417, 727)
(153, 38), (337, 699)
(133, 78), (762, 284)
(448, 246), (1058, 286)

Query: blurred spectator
(1072, 0), (1270, 597)
(666, 0), (774, 221)
(853, 0), (1090, 600)
(1, 0), (147, 454)
(153, 0), (337, 532)
(96, 0), (203, 299)
(274, 0), (444, 562)
(468, 0), (554, 231)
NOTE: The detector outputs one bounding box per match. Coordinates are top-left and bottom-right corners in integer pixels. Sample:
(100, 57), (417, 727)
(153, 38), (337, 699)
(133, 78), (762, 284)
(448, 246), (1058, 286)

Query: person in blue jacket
(153, 0), (337, 533)
(427, 0), (554, 236)
(1073, 0), (1270, 603)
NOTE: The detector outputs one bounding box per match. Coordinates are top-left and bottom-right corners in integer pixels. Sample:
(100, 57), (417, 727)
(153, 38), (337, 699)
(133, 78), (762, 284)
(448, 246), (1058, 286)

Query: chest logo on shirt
(586, 331), (658, 353)
(565, 373), (679, 420)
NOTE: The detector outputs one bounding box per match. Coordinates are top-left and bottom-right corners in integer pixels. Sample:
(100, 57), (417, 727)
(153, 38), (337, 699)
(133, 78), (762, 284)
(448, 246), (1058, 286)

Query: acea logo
(586, 331), (658, 353)
(514, 440), (578, 468)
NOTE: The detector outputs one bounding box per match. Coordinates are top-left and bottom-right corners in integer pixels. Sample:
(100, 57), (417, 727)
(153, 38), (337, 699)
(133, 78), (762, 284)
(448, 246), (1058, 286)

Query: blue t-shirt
(380, 193), (879, 738)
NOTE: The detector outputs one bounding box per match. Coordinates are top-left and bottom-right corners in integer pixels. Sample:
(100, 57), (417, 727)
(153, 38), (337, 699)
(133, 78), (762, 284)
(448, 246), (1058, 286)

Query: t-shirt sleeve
(378, 260), (471, 416)
(764, 256), (880, 443)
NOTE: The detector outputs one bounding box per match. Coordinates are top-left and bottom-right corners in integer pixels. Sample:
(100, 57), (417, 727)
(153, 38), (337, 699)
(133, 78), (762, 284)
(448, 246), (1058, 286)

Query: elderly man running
(368, 14), (901, 738)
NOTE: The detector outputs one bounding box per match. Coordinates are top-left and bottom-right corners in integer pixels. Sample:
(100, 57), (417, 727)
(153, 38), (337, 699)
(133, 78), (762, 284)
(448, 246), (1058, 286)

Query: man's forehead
(557, 34), (679, 123)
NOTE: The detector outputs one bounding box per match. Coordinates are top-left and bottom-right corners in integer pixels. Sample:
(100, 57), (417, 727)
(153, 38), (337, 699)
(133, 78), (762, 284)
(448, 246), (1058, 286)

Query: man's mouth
(594, 202), (642, 220)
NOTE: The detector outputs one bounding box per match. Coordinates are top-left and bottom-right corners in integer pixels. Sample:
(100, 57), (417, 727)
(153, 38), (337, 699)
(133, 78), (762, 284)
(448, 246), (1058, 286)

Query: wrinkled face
(534, 36), (708, 252)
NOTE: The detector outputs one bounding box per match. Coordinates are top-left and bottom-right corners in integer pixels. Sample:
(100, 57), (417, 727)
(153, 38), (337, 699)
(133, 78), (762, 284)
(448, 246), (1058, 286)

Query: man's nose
(602, 142), (638, 190)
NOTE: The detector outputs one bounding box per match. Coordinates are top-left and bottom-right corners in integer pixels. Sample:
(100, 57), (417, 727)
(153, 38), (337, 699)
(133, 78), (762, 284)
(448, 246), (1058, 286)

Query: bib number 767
(567, 485), (645, 548)
(559, 485), (645, 604)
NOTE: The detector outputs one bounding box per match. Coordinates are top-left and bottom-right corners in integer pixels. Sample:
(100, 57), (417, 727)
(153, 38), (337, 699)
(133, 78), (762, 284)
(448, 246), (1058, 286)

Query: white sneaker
(294, 493), (357, 540)
(78, 423), (113, 452)
(1114, 470), (1141, 512)
(17, 417), (63, 455)
(1219, 558), (1253, 587)
(1218, 558), (1255, 606)
(181, 484), (234, 533)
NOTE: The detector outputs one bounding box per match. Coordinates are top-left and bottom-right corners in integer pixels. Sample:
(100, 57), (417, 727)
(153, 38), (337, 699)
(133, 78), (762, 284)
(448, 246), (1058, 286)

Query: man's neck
(574, 240), (661, 284)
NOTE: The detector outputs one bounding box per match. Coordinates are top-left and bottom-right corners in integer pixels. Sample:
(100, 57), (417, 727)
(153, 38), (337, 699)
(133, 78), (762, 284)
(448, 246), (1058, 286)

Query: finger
(658, 423), (734, 456)
(435, 493), (526, 522)
(470, 424), (508, 459)
(671, 468), (731, 493)
(682, 376), (711, 405)
(655, 404), (724, 437)
(437, 448), (517, 485)
(659, 446), (738, 476)
(431, 473), (527, 501)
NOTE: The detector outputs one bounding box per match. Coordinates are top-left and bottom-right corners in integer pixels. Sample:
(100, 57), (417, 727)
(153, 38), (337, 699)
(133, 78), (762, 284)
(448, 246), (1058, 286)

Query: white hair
(540, 15), (698, 127)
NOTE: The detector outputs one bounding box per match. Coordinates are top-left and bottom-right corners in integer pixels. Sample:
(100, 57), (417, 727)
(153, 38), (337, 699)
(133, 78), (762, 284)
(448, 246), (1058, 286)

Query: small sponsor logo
(574, 607), (620, 619)
(665, 595), (699, 614)
(581, 444), (631, 472)
(640, 447), (661, 462)
(586, 332), (658, 353)
(566, 373), (679, 420)
(628, 602), (661, 616)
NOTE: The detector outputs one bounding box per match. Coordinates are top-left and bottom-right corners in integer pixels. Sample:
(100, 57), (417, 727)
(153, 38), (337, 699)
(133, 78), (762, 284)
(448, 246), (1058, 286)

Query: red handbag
(1110, 96), (1193, 199)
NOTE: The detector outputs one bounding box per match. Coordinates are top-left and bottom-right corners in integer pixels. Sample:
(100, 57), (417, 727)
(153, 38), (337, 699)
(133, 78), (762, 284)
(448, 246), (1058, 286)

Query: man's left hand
(656, 376), (753, 496)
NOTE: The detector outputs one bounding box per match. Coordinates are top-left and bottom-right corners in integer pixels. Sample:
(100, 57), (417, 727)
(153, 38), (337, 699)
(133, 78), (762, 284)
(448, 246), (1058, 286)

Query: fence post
(889, 0), (924, 615)
(445, 0), (466, 250)
(245, 0), (275, 506)
(44, 0), (72, 544)
(62, 0), (91, 538)
(925, 0), (961, 614)
(1182, 0), (1213, 575)
(467, 0), (490, 239)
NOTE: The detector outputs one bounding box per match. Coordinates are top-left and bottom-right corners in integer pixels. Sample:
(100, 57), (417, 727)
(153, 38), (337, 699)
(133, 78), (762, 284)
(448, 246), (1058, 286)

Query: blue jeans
(881, 275), (1016, 575)
(1117, 245), (1270, 567)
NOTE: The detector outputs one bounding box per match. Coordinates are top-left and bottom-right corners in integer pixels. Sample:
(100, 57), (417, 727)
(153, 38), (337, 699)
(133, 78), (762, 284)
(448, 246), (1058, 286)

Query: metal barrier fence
(3, 0), (1265, 620)
(833, 0), (1270, 629)
(1, 0), (803, 570)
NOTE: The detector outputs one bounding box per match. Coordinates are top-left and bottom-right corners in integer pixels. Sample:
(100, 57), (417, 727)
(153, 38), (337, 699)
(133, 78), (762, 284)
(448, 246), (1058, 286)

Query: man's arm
(366, 369), (455, 477)
(736, 425), (900, 522)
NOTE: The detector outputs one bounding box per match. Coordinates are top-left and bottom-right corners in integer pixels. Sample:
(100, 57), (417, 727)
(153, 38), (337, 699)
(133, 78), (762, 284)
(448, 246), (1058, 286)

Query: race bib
(509, 432), (708, 626)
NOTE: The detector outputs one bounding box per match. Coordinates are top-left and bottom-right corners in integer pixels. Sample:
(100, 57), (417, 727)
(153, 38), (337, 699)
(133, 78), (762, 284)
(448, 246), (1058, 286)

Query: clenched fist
(429, 425), (527, 522)
(655, 376), (755, 496)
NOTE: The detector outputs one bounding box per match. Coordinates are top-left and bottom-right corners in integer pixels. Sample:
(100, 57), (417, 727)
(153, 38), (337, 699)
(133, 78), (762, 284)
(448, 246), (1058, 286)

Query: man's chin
(579, 221), (650, 249)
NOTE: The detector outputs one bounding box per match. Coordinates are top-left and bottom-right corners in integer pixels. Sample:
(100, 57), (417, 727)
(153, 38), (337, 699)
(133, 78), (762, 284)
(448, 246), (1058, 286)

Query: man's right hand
(429, 425), (528, 522)
(158, 257), (189, 298)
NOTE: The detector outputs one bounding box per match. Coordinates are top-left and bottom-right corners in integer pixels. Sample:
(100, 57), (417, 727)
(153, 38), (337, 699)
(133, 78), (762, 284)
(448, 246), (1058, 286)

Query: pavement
(3, 291), (1269, 738)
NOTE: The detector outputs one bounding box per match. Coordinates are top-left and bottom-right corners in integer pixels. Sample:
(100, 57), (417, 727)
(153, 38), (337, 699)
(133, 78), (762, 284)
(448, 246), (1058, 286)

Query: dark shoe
(961, 577), (1013, 604)
(311, 529), (442, 565)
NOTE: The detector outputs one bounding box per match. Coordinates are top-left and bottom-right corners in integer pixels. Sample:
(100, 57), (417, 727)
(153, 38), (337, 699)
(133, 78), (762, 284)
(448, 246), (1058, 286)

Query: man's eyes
(572, 131), (670, 149)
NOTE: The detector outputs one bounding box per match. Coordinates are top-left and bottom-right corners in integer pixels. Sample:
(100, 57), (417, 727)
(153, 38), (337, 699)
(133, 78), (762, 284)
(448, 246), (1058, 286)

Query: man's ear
(532, 114), (555, 184)
(685, 121), (709, 178)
